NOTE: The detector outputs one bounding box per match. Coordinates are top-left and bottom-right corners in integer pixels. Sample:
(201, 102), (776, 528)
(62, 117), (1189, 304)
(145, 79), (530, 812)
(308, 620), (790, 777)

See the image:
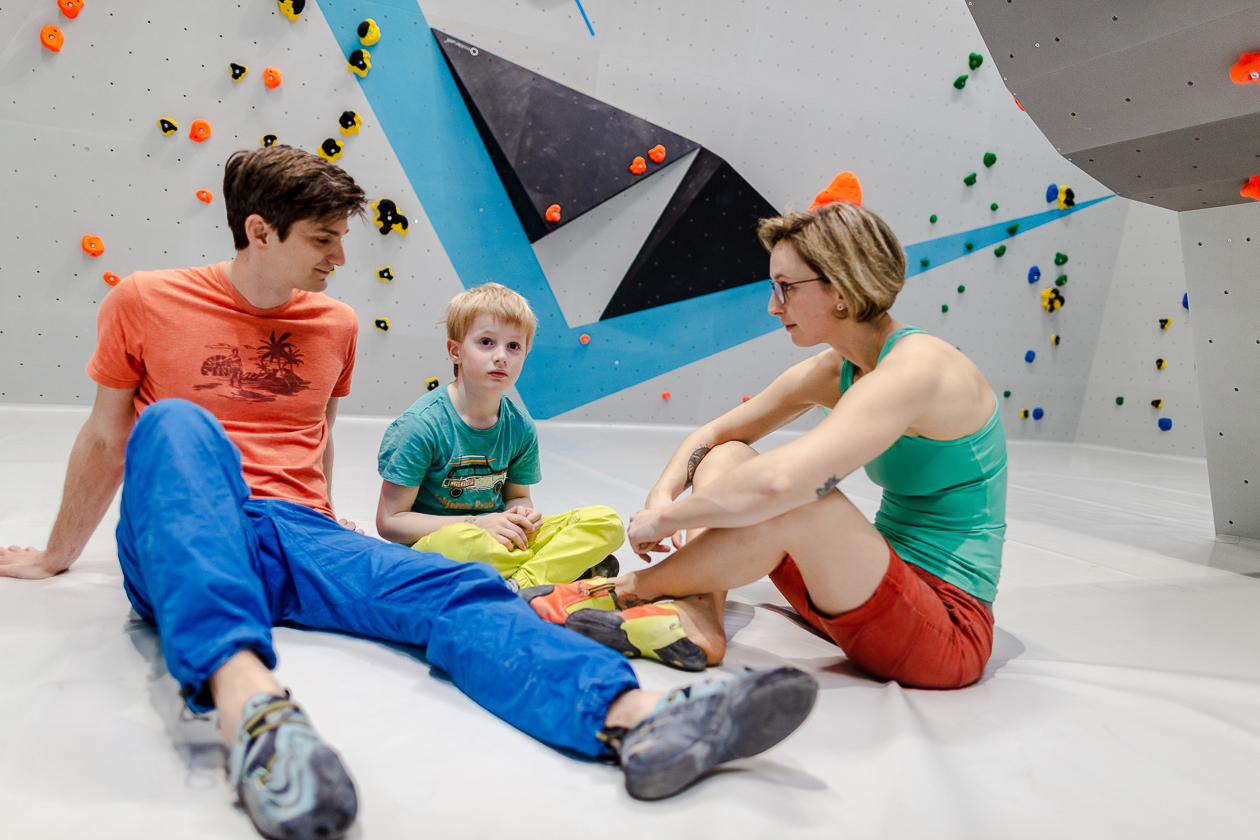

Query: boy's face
(449, 314), (529, 392)
(249, 215), (348, 294)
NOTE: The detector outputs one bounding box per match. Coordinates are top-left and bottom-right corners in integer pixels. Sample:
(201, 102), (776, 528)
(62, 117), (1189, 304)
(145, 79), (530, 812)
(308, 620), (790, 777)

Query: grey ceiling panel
(1127, 178), (1260, 213)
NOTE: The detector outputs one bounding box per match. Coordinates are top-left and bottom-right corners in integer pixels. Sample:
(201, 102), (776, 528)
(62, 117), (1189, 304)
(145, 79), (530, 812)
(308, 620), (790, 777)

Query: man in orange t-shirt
(0, 146), (817, 837)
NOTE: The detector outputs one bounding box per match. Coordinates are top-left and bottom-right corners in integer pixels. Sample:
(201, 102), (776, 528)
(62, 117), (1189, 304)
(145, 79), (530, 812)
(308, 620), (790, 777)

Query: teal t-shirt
(377, 387), (542, 515)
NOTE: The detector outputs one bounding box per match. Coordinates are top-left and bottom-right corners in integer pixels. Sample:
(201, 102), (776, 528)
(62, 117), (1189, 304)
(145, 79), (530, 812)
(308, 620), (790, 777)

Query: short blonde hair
(441, 282), (538, 377)
(758, 202), (906, 322)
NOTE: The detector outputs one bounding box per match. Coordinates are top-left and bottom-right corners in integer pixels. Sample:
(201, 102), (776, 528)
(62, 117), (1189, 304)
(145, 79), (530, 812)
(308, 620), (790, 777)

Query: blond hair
(441, 282), (538, 377)
(758, 202), (906, 322)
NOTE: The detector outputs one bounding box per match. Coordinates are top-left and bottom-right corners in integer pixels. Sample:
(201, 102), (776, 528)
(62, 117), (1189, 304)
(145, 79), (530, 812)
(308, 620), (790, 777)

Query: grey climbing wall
(1179, 203), (1260, 539)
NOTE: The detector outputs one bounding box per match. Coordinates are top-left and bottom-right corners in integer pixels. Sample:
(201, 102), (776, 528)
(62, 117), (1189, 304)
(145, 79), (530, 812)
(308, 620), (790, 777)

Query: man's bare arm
(323, 396), (339, 511)
(0, 384), (136, 579)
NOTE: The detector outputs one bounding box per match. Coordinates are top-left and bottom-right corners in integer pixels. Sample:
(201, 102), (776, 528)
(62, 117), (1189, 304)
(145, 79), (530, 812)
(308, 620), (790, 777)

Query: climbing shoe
(600, 666), (819, 800)
(518, 577), (619, 625)
(228, 693), (357, 840)
(578, 554), (620, 581)
(566, 602), (707, 672)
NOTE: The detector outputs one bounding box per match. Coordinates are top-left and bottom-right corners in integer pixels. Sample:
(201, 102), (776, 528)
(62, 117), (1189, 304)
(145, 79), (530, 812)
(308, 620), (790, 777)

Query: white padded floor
(3, 405), (1260, 839)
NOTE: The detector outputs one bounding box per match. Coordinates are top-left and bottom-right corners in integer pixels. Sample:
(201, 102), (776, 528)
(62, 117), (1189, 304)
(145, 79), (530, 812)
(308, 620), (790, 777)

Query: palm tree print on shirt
(196, 331), (311, 402)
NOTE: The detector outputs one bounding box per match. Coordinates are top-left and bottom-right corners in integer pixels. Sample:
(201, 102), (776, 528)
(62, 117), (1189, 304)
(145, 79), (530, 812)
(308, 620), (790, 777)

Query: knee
(132, 399), (214, 438)
(692, 441), (756, 488)
(577, 505), (623, 534)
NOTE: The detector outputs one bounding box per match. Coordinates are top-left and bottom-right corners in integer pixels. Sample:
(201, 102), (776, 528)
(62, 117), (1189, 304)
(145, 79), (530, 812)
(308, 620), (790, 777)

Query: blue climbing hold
(1032, 408), (1044, 420)
(1028, 266), (1041, 284)
(1045, 184), (1059, 203)
(1182, 293), (1189, 310)
(1158, 417), (1172, 431)
(1025, 350), (1036, 363)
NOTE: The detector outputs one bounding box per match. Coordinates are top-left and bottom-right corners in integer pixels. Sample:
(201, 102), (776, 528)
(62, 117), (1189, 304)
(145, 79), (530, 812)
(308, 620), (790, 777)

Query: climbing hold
(920, 257), (930, 268)
(1115, 397), (1124, 406)
(963, 172), (977, 186)
(40, 25), (64, 52)
(1032, 408), (1044, 420)
(230, 63), (249, 81)
(339, 110), (362, 136)
(983, 152), (997, 168)
(260, 134), (278, 147)
(81, 235), (104, 257)
(742, 396), (751, 403)
(1159, 318), (1170, 330)
(629, 156), (647, 175)
(1045, 184), (1059, 202)
(1151, 398), (1163, 409)
(1155, 358), (1165, 370)
(189, 119), (212, 142)
(954, 75), (968, 90)
(1006, 223), (1019, 236)
(1054, 252), (1068, 266)
(376, 266), (393, 281)
(263, 67), (282, 89)
(991, 202), (999, 211)
(545, 204), (561, 223)
(1003, 390), (1011, 398)
(425, 377), (439, 391)
(1229, 53), (1260, 85)
(957, 285), (966, 293)
(648, 144), (667, 164)
(810, 171), (863, 210)
(103, 271), (120, 286)
(1020, 409), (1030, 419)
(158, 118), (179, 136)
(347, 49), (371, 78)
(1241, 176), (1260, 201)
(1182, 293), (1189, 310)
(1158, 418), (1173, 431)
(941, 304), (949, 313)
(196, 189), (213, 204)
(994, 245), (1007, 257)
(1057, 185), (1075, 209)
(1040, 288), (1065, 312)
(1025, 350), (1036, 363)
(1013, 95), (1025, 112)
(358, 19), (381, 46)
(661, 392), (671, 401)
(965, 241), (974, 251)
(57, 0), (83, 18)
(371, 199), (408, 235)
(278, 0), (305, 21)
(929, 214), (938, 224)
(317, 138), (343, 162)
(1051, 334), (1060, 346)
(579, 334), (591, 345)
(374, 318), (389, 331)
(1055, 275), (1067, 286)
(969, 52), (984, 71)
(1028, 266), (1041, 284)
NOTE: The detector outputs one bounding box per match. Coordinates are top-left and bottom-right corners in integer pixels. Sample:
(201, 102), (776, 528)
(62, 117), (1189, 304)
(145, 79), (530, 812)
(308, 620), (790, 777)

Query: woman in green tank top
(560, 200), (1007, 689)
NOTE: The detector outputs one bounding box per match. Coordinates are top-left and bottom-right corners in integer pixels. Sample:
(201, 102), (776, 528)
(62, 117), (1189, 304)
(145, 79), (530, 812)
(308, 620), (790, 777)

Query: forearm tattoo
(685, 444), (712, 486)
(816, 476), (840, 499)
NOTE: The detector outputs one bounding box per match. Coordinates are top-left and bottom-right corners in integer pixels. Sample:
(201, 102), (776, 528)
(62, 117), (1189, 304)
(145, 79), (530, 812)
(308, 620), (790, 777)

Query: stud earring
(836, 303), (845, 311)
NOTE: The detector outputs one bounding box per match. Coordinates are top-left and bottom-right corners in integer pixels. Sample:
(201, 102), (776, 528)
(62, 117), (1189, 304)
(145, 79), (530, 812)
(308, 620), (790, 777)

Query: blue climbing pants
(115, 399), (638, 758)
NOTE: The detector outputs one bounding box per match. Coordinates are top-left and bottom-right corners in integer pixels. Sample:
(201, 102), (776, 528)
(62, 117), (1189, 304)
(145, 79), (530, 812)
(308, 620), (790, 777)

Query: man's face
(449, 314), (529, 393)
(272, 217), (349, 293)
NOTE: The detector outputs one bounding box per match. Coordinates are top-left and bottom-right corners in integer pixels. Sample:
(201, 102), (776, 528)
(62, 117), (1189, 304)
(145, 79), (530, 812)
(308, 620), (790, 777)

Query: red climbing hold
(40, 25), (64, 52)
(661, 392), (671, 401)
(58, 0), (84, 19)
(103, 271), (120, 286)
(1230, 53), (1260, 85)
(263, 67), (282, 89)
(189, 120), (211, 142)
(629, 156), (647, 175)
(742, 396), (751, 403)
(1242, 176), (1260, 201)
(648, 144), (666, 163)
(196, 189), (213, 204)
(81, 235), (104, 257)
(809, 171), (863, 211)
(579, 334), (590, 345)
(545, 204), (561, 222)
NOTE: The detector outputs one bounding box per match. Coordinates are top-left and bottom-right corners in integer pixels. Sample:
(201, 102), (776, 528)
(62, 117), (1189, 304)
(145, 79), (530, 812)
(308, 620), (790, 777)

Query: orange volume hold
(263, 67), (282, 89)
(545, 204), (561, 222)
(81, 235), (104, 257)
(809, 171), (863, 211)
(58, 0), (84, 19)
(103, 271), (121, 286)
(1230, 52), (1260, 85)
(189, 119), (212, 142)
(196, 189), (213, 203)
(1242, 176), (1260, 201)
(629, 156), (647, 175)
(648, 144), (666, 163)
(40, 25), (64, 52)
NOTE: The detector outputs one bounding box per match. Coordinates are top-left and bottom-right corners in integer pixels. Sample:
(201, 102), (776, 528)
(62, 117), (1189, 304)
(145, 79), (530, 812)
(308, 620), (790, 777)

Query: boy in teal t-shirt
(376, 283), (623, 590)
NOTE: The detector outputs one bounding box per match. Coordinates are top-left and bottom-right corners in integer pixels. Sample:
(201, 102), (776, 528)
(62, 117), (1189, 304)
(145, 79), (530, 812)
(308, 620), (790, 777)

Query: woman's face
(768, 241), (843, 346)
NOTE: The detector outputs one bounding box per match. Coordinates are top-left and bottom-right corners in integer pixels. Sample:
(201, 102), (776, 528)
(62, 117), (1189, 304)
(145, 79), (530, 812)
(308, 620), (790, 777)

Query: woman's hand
(627, 507), (677, 562)
(643, 491), (686, 552)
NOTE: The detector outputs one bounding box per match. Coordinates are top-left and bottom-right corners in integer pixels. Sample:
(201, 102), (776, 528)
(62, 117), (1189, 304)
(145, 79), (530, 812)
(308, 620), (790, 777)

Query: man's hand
(475, 509), (538, 550)
(0, 546), (65, 580)
(337, 518), (366, 535)
(627, 508), (676, 562)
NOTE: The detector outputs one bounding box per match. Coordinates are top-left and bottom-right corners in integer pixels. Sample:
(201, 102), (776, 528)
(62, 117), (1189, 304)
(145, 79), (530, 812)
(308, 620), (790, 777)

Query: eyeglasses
(769, 277), (827, 305)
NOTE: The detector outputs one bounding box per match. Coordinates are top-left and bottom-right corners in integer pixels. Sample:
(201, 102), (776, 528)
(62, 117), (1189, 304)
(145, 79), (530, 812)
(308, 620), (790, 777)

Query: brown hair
(223, 146), (368, 250)
(442, 283), (538, 377)
(758, 202), (906, 322)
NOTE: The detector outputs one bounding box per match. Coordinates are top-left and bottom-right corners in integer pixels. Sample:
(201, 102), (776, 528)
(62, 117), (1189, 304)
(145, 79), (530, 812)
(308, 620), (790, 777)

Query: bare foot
(671, 593), (727, 666)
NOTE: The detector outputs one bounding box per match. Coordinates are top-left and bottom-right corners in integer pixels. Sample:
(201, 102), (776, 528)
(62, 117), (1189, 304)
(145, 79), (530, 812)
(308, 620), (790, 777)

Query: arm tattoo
(685, 444), (713, 486)
(816, 476), (841, 499)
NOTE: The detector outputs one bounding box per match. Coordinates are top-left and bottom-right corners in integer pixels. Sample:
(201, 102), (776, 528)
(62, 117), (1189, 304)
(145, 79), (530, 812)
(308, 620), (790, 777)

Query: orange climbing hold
(810, 171), (862, 211)
(661, 391), (671, 401)
(81, 235), (104, 257)
(579, 334), (590, 345)
(1230, 52), (1260, 85)
(58, 0), (84, 18)
(1242, 176), (1260, 201)
(545, 204), (561, 222)
(196, 189), (213, 204)
(263, 67), (282, 89)
(629, 156), (647, 175)
(648, 145), (666, 163)
(40, 25), (64, 52)
(189, 119), (211, 142)
(103, 271), (120, 286)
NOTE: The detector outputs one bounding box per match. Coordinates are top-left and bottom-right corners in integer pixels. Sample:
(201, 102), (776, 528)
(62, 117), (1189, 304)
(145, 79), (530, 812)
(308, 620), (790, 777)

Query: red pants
(769, 542), (994, 689)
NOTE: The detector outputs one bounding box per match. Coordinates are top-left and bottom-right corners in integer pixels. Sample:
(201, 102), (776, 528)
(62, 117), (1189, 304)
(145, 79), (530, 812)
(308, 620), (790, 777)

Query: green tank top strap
(839, 326), (928, 395)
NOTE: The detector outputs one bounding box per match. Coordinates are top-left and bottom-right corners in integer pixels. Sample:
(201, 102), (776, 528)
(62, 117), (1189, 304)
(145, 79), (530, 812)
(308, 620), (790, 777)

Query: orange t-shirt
(87, 263), (357, 517)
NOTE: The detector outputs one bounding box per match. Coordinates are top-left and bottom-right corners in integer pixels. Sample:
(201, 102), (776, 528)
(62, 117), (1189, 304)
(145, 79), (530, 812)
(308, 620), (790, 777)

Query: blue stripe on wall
(318, 0), (1115, 418)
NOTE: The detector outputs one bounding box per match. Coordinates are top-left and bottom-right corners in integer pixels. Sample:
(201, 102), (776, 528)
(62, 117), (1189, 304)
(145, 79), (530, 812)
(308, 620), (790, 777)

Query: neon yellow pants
(410, 505), (624, 589)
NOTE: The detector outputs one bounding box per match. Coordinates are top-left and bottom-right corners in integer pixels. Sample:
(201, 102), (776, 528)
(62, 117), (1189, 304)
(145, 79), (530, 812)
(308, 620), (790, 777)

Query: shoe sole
(565, 608), (707, 672)
(623, 667), (819, 801)
(241, 746), (358, 840)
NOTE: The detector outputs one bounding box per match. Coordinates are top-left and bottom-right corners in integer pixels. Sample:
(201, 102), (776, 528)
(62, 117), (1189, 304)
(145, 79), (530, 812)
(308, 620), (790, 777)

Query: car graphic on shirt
(441, 455), (507, 498)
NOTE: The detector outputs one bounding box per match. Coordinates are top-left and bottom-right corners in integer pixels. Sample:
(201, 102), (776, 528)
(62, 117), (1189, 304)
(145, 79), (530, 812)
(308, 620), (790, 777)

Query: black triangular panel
(433, 30), (700, 242)
(600, 148), (779, 320)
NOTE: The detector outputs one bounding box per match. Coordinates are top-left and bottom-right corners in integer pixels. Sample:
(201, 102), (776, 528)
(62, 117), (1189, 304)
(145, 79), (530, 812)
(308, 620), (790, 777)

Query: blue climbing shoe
(600, 666), (818, 800)
(228, 693), (358, 840)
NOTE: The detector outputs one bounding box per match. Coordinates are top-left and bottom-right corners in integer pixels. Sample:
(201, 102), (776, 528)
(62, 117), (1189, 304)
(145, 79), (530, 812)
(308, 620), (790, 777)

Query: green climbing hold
(1003, 390), (1011, 398)
(994, 245), (1007, 257)
(929, 214), (938, 223)
(1055, 275), (1067, 286)
(983, 152), (997, 168)
(963, 172), (978, 186)
(1006, 223), (1019, 236)
(921, 257), (930, 267)
(941, 304), (949, 313)
(965, 241), (974, 251)
(969, 52), (984, 71)
(991, 202), (999, 211)
(1055, 252), (1068, 266)
(1115, 397), (1125, 406)
(954, 75), (968, 90)
(957, 285), (966, 293)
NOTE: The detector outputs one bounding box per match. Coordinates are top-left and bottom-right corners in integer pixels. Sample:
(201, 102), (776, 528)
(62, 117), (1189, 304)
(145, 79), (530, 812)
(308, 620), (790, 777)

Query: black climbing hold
(372, 199), (409, 236)
(339, 110), (362, 136)
(1155, 358), (1165, 370)
(348, 48), (371, 77)
(1159, 318), (1170, 330)
(1059, 186), (1075, 208)
(963, 172), (977, 186)
(376, 266), (394, 281)
(1040, 288), (1065, 312)
(358, 18), (381, 46)
(983, 152), (997, 168)
(1020, 409), (1030, 419)
(954, 75), (968, 90)
(278, 0), (305, 21)
(260, 134), (278, 147)
(1151, 398), (1163, 409)
(1051, 334), (1061, 346)
(230, 63), (248, 81)
(374, 318), (389, 331)
(969, 52), (984, 71)
(426, 377), (440, 391)
(158, 118), (178, 135)
(318, 138), (343, 162)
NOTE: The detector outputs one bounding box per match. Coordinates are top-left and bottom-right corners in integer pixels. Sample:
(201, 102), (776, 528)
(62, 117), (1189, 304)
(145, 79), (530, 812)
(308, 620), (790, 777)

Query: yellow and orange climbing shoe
(566, 603), (707, 672)
(518, 577), (618, 625)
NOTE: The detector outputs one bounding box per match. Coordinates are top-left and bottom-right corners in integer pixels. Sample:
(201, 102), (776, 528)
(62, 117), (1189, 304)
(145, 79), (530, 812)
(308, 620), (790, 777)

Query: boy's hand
(475, 510), (536, 550)
(503, 505), (542, 528)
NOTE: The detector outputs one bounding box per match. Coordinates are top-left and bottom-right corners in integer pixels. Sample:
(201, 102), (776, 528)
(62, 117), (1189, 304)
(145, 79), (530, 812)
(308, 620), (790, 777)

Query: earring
(836, 303), (845, 311)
